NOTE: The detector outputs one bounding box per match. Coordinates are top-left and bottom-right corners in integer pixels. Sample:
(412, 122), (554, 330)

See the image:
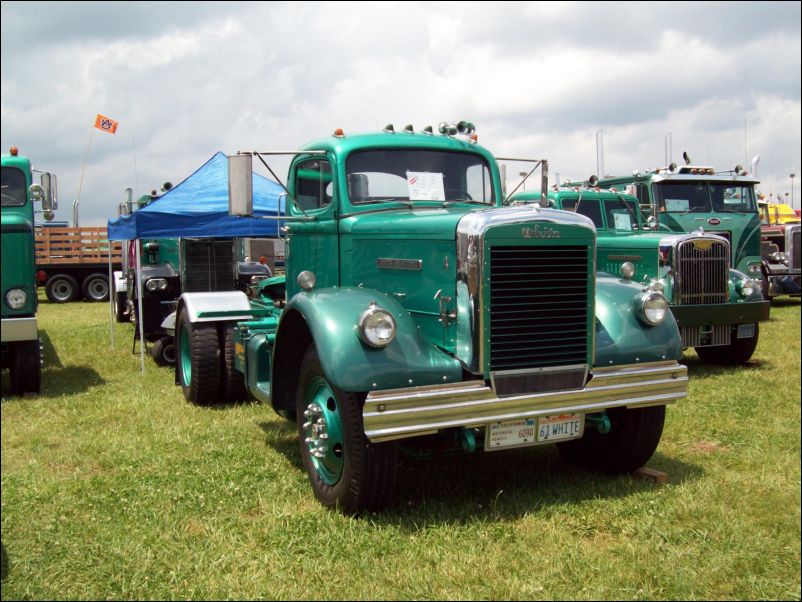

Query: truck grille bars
(673, 238), (729, 305)
(489, 245), (590, 372)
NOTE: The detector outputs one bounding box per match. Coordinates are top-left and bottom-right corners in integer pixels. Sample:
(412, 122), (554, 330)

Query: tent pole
(136, 239), (145, 372)
(108, 245), (114, 349)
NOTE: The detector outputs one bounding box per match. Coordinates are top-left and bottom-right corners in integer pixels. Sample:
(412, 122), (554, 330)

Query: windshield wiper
(441, 199), (490, 207)
(679, 206), (708, 215)
(360, 198), (414, 208)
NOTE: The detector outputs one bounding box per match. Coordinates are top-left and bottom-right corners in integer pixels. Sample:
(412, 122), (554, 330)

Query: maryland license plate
(485, 413), (584, 451)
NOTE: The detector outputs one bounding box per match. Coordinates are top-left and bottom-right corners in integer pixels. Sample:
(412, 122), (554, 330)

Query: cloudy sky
(2, 1), (800, 226)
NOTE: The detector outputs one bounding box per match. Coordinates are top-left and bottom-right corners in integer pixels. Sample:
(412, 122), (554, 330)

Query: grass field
(1, 295), (800, 600)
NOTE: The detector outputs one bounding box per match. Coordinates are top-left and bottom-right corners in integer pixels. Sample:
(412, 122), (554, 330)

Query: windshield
(1, 167), (27, 207)
(655, 181), (757, 214)
(345, 149), (495, 205)
(560, 197), (603, 228)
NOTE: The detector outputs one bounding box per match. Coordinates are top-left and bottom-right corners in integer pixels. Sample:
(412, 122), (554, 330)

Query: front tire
(296, 344), (397, 514)
(150, 335), (176, 367)
(10, 339), (42, 396)
(557, 405), (666, 474)
(695, 324), (759, 365)
(176, 309), (221, 405)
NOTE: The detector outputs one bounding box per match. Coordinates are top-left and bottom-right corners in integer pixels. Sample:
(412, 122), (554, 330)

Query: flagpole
(75, 125), (95, 211)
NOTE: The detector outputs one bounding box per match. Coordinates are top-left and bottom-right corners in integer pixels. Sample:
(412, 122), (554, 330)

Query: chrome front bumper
(1, 316), (38, 343)
(363, 361), (687, 442)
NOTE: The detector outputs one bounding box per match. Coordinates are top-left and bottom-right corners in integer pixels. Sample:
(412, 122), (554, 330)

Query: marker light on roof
(10, 146), (18, 156)
(383, 124), (395, 133)
(333, 128), (345, 137)
(403, 124), (414, 133)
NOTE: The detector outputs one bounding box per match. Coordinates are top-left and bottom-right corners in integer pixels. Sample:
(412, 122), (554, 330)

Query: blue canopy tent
(106, 151), (285, 370)
(107, 151), (285, 240)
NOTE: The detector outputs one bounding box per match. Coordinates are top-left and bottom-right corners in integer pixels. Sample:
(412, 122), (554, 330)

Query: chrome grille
(674, 238), (729, 305)
(681, 324), (731, 348)
(182, 239), (235, 292)
(788, 225), (801, 271)
(489, 245), (590, 371)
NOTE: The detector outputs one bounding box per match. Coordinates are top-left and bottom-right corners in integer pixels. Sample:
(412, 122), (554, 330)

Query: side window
(466, 164), (492, 202)
(295, 159), (333, 211)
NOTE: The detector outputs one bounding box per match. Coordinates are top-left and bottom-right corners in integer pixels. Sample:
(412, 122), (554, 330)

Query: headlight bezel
(145, 277), (168, 292)
(736, 278), (756, 298)
(358, 303), (397, 348)
(5, 288), (28, 310)
(639, 291), (669, 326)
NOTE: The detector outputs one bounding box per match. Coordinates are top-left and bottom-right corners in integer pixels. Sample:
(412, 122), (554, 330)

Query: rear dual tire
(175, 309), (247, 405)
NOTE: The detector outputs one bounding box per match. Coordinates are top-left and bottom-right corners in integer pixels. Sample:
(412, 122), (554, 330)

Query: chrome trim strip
(376, 258), (422, 271)
(455, 207), (597, 374)
(363, 361), (687, 442)
(1, 317), (38, 342)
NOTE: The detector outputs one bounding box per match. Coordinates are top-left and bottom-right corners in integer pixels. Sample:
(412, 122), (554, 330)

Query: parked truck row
(5, 123), (789, 514)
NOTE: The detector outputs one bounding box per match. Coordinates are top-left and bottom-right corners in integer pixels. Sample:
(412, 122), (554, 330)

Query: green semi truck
(1, 147), (57, 395)
(509, 187), (769, 364)
(588, 160), (768, 290)
(172, 123), (688, 513)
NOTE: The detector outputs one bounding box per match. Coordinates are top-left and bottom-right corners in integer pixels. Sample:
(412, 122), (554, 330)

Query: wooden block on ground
(634, 467), (668, 484)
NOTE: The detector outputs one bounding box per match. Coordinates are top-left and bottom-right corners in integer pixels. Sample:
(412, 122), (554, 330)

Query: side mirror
(39, 173), (57, 211)
(228, 154), (253, 217)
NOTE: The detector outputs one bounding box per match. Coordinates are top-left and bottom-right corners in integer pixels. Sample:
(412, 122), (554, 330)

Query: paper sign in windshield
(613, 213), (632, 230)
(407, 172), (445, 201)
(666, 198), (690, 212)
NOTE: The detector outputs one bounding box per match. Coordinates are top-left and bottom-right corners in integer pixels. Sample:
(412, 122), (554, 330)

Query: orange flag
(94, 114), (119, 134)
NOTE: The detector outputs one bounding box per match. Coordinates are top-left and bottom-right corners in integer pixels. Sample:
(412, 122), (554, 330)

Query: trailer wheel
(176, 309), (221, 405)
(557, 405), (666, 474)
(45, 274), (79, 303)
(10, 339), (42, 396)
(296, 344), (398, 514)
(695, 324), (759, 365)
(219, 323), (248, 403)
(150, 336), (176, 367)
(82, 273), (109, 302)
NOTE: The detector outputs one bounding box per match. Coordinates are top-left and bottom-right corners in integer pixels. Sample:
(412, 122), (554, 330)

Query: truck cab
(1, 147), (56, 395)
(174, 123), (688, 513)
(590, 162), (765, 281)
(510, 187), (769, 364)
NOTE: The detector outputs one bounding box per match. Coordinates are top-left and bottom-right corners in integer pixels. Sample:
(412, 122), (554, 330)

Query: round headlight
(358, 304), (396, 348)
(737, 278), (755, 298)
(145, 277), (168, 292)
(641, 292), (669, 326)
(619, 262), (636, 280)
(6, 288), (27, 309)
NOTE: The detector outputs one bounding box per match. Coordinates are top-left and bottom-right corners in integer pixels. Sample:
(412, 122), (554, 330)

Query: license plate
(485, 413), (583, 451)
(537, 413), (584, 442)
(737, 324), (755, 339)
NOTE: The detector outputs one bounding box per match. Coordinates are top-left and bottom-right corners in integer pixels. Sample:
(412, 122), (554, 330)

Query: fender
(594, 276), (682, 367)
(278, 286), (463, 393)
(174, 291), (253, 323)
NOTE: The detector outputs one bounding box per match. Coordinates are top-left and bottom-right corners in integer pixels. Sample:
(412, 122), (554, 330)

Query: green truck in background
(509, 187), (769, 364)
(588, 159), (767, 291)
(172, 122), (689, 513)
(1, 147), (57, 395)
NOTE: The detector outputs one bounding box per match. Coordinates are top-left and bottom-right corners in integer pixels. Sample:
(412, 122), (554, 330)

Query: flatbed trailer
(35, 226), (122, 302)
